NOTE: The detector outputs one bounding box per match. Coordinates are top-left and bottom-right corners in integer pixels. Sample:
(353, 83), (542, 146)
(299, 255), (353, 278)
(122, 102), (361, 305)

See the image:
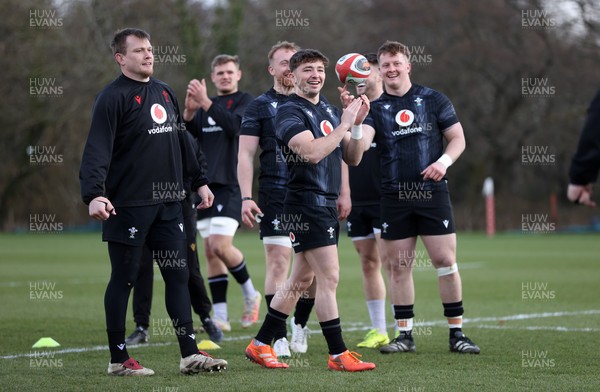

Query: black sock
(255, 306), (288, 345)
(107, 329), (129, 363)
(173, 320), (198, 358)
(393, 304), (415, 338)
(265, 294), (287, 341)
(320, 318), (347, 355)
(294, 297), (315, 327)
(393, 304), (415, 320)
(228, 259), (250, 284)
(208, 274), (228, 304)
(443, 300), (464, 338)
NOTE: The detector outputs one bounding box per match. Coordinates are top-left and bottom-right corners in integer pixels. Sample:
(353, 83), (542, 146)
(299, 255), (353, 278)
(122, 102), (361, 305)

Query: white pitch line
(2, 309), (599, 360)
(470, 325), (600, 333)
(0, 263), (486, 287)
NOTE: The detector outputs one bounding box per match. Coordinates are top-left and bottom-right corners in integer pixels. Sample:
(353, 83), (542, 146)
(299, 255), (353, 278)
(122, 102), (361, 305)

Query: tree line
(1, 0), (599, 231)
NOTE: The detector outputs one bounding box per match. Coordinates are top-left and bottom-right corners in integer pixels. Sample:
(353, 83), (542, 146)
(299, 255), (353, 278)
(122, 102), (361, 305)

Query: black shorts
(102, 202), (186, 246)
(380, 190), (456, 240)
(258, 188), (287, 239)
(346, 203), (380, 238)
(196, 184), (241, 224)
(283, 204), (339, 253)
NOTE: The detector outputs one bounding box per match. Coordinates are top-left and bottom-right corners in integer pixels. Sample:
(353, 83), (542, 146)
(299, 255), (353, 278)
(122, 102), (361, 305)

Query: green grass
(1, 231), (599, 391)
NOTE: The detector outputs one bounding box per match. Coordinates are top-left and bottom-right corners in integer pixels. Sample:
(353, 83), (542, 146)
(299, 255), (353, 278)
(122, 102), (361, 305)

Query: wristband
(242, 197), (253, 201)
(351, 124), (363, 140)
(436, 153), (453, 168)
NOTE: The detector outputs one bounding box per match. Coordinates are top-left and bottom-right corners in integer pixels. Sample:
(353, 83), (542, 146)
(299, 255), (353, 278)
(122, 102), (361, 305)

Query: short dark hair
(289, 49), (329, 72)
(211, 54), (240, 71)
(377, 41), (411, 62)
(364, 52), (378, 66)
(111, 28), (151, 56)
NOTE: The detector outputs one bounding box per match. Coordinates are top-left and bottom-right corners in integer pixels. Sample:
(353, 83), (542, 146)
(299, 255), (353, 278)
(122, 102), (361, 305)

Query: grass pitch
(1, 231), (599, 391)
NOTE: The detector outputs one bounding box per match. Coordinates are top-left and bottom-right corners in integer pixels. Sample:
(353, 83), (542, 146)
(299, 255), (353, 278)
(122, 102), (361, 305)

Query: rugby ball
(335, 53), (371, 85)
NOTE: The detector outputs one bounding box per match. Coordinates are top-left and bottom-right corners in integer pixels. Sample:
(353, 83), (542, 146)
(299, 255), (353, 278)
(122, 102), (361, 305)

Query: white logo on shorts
(217, 204), (223, 212)
(178, 223), (184, 232)
(272, 218), (281, 230)
(128, 227), (138, 239)
(442, 220), (449, 228)
(381, 222), (389, 233)
(327, 227), (335, 238)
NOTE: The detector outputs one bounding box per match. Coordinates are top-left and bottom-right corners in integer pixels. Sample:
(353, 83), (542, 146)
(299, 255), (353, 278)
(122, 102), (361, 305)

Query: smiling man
(238, 41), (317, 358)
(183, 55), (260, 333)
(245, 49), (376, 372)
(360, 40), (480, 355)
(79, 28), (226, 376)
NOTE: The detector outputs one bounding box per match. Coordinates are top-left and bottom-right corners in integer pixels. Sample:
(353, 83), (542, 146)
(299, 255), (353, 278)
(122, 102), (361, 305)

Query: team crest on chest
(320, 120), (334, 136)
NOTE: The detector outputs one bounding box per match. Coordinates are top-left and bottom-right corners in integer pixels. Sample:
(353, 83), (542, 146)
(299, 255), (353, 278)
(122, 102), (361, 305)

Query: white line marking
(2, 309), (598, 360)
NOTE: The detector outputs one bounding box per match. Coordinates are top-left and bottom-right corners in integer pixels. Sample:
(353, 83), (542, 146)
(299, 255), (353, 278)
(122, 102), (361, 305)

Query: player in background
(344, 53), (392, 349)
(125, 132), (223, 346)
(238, 41), (315, 358)
(184, 55), (260, 332)
(358, 41), (480, 354)
(567, 88), (600, 207)
(245, 49), (376, 372)
(79, 28), (227, 376)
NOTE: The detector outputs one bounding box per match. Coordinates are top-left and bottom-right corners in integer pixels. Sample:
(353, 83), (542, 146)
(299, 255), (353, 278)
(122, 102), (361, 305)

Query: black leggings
(105, 239), (192, 334)
(131, 196), (212, 326)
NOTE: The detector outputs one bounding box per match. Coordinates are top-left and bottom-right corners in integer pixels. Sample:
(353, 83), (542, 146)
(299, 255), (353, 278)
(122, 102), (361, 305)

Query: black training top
(569, 88), (600, 185)
(186, 91), (253, 186)
(276, 94), (342, 208)
(79, 74), (207, 206)
(240, 88), (290, 191)
(364, 84), (459, 198)
(348, 140), (381, 205)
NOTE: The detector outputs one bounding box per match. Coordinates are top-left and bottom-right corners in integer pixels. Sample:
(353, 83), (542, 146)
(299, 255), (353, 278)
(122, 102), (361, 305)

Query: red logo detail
(154, 105), (164, 121)
(135, 95), (142, 105)
(320, 120), (333, 136)
(162, 90), (170, 103)
(400, 111), (411, 123)
(227, 99), (233, 110)
(289, 232), (296, 242)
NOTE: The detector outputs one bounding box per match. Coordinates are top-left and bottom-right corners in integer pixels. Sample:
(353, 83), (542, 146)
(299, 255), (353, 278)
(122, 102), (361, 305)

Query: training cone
(32, 337), (61, 348)
(197, 340), (221, 350)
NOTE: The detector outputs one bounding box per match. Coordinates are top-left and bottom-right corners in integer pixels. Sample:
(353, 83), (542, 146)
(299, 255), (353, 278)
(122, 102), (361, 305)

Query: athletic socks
(208, 274), (228, 304)
(320, 318), (347, 355)
(394, 304), (415, 337)
(265, 294), (287, 341)
(443, 301), (464, 338)
(255, 307), (288, 345)
(366, 299), (387, 335)
(212, 302), (228, 322)
(208, 274), (229, 321)
(293, 297), (315, 328)
(229, 259), (257, 299)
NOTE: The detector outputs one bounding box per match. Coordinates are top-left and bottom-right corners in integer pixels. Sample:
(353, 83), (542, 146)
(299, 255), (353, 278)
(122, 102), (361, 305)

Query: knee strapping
(436, 263), (458, 277)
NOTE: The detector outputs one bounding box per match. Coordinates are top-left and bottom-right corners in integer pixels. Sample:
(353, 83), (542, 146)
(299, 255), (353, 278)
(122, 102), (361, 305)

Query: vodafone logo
(289, 232), (296, 242)
(395, 109), (415, 127)
(150, 103), (167, 124)
(320, 120), (333, 136)
(207, 116), (216, 126)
